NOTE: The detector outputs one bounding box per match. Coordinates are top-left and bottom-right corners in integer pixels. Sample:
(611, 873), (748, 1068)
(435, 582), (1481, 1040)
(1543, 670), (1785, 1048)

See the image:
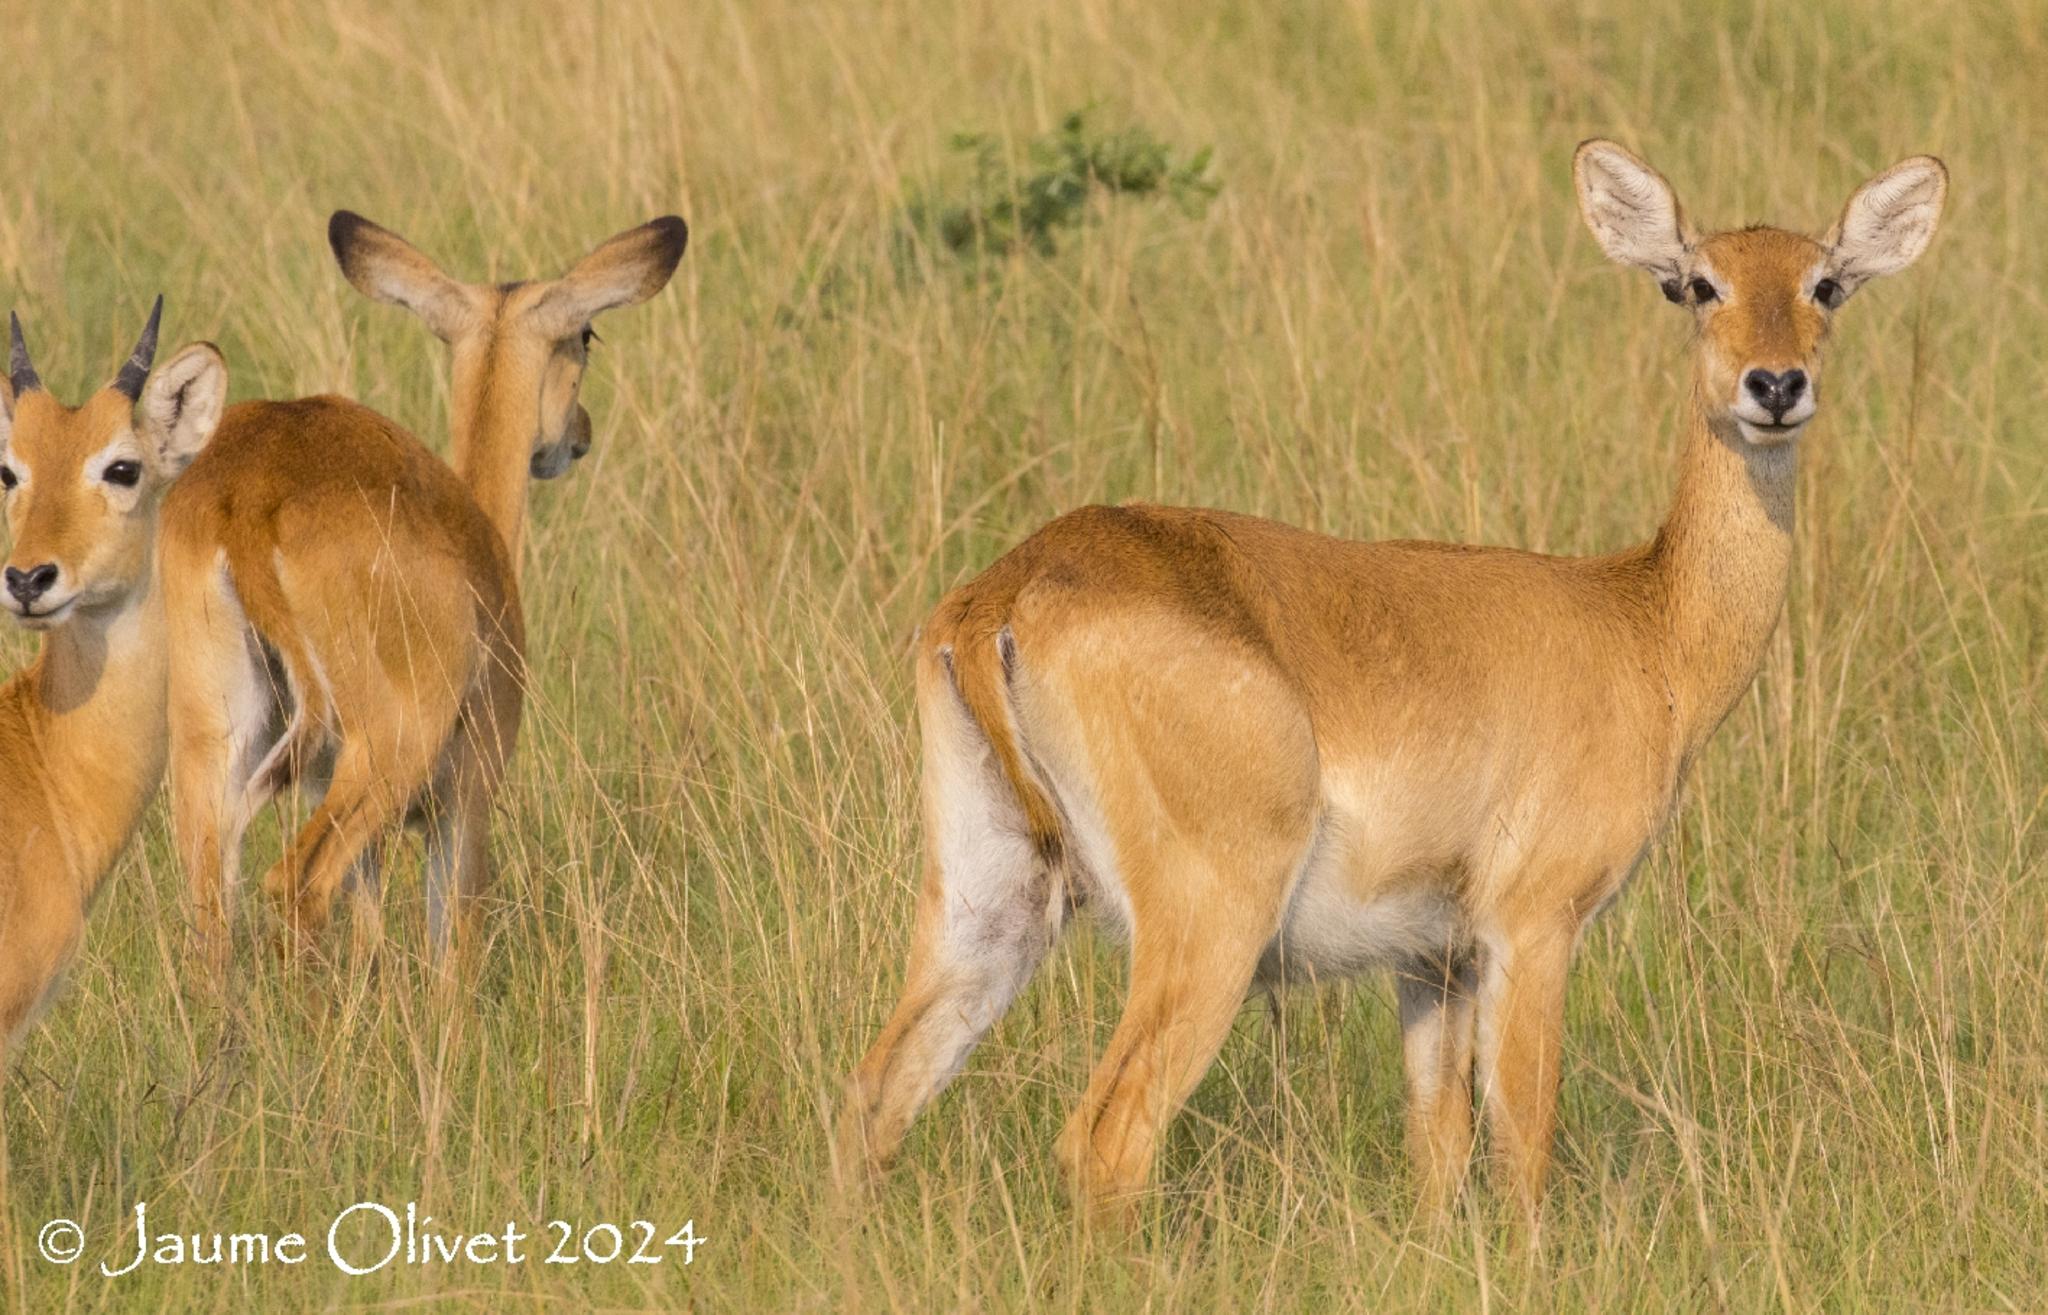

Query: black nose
(5, 563), (59, 606)
(1743, 368), (1808, 421)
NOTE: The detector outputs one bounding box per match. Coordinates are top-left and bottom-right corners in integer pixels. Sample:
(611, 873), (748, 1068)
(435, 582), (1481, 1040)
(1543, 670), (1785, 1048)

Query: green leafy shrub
(905, 108), (1218, 260)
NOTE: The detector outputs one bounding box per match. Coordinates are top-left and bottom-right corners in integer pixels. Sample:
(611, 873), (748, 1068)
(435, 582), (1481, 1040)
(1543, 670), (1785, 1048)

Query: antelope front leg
(164, 575), (275, 985)
(423, 726), (500, 965)
(1474, 919), (1575, 1220)
(169, 731), (261, 984)
(1395, 948), (1479, 1215)
(171, 778), (232, 979)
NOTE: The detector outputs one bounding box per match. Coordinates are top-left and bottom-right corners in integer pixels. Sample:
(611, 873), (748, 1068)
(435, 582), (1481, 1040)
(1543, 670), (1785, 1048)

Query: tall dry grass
(0, 0), (2041, 1307)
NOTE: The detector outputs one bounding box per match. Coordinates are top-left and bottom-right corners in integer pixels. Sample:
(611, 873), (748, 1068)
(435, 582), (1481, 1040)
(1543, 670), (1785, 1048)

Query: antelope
(0, 303), (227, 1049)
(164, 213), (686, 966)
(838, 141), (1947, 1218)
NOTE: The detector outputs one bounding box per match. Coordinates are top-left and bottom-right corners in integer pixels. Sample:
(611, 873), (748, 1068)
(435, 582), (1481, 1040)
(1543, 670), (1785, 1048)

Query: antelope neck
(450, 341), (537, 567)
(1643, 380), (1800, 760)
(24, 570), (168, 903)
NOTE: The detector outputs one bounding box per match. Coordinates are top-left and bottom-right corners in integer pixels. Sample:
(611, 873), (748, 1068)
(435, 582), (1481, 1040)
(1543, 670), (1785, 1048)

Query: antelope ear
(525, 216), (687, 341)
(140, 342), (228, 474)
(1573, 139), (1692, 288)
(1824, 156), (1947, 295)
(328, 211), (479, 341)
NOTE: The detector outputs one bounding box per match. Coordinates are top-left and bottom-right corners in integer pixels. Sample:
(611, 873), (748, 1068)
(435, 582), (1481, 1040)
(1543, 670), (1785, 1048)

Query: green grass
(1, 0), (2044, 1308)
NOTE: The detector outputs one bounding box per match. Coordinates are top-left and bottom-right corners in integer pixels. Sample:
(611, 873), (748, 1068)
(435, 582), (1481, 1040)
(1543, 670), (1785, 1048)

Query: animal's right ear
(140, 342), (228, 474)
(1574, 140), (1692, 291)
(327, 211), (477, 341)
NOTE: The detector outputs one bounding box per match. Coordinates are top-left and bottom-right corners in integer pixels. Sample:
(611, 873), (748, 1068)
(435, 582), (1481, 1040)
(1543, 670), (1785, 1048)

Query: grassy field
(0, 0), (2043, 1308)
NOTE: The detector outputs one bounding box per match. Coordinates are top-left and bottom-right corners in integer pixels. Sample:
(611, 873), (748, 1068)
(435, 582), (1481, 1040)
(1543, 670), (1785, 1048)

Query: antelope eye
(579, 325), (598, 350)
(1813, 277), (1843, 309)
(1689, 277), (1719, 304)
(0, 465), (14, 490)
(102, 460), (142, 488)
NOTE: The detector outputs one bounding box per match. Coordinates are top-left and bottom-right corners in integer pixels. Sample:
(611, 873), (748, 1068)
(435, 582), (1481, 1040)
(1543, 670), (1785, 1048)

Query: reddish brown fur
(166, 213), (684, 968)
(1691, 227), (1833, 407)
(0, 329), (225, 1053)
(838, 142), (1947, 1221)
(162, 397), (521, 963)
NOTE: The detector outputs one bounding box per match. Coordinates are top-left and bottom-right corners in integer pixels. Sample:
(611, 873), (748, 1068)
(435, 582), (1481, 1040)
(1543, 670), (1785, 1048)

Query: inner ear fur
(1825, 155), (1948, 291)
(1573, 139), (1694, 284)
(141, 342), (228, 472)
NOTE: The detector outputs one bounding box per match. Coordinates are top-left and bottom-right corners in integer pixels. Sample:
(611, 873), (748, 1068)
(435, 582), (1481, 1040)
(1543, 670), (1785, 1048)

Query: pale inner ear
(1826, 156), (1947, 291)
(141, 344), (228, 472)
(1574, 140), (1690, 281)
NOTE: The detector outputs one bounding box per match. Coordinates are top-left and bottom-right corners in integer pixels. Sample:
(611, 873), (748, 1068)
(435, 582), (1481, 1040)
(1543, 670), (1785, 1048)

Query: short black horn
(8, 313), (39, 396)
(111, 295), (163, 401)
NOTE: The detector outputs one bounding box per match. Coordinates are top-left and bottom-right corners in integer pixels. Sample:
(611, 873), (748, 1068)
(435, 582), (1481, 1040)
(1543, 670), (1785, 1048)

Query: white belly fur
(1258, 816), (1460, 983)
(1060, 791), (1460, 983)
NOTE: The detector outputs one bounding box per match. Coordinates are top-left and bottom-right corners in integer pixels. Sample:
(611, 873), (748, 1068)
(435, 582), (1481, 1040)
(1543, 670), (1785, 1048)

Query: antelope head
(327, 211), (688, 480)
(1574, 140), (1946, 447)
(0, 301), (226, 628)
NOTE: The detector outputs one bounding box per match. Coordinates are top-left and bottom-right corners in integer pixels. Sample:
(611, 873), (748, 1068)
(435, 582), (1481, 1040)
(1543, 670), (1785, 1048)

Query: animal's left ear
(526, 216), (688, 341)
(140, 342), (228, 475)
(1824, 156), (1947, 294)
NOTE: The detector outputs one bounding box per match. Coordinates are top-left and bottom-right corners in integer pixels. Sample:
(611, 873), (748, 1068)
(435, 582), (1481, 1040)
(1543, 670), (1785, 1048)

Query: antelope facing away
(838, 141), (1947, 1217)
(0, 303), (226, 1049)
(164, 214), (686, 966)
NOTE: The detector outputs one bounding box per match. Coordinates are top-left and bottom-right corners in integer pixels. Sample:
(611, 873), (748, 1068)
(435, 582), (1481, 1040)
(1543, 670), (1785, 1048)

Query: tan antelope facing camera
(838, 141), (1947, 1219)
(165, 213), (686, 967)
(0, 303), (226, 1048)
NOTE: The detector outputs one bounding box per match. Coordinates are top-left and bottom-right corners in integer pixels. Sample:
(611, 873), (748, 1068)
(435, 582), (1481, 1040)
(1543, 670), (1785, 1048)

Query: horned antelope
(0, 302), (227, 1049)
(164, 213), (686, 966)
(838, 141), (1947, 1218)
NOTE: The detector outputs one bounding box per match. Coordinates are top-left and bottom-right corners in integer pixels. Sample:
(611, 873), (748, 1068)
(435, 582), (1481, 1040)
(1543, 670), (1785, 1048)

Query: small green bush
(906, 108), (1218, 260)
